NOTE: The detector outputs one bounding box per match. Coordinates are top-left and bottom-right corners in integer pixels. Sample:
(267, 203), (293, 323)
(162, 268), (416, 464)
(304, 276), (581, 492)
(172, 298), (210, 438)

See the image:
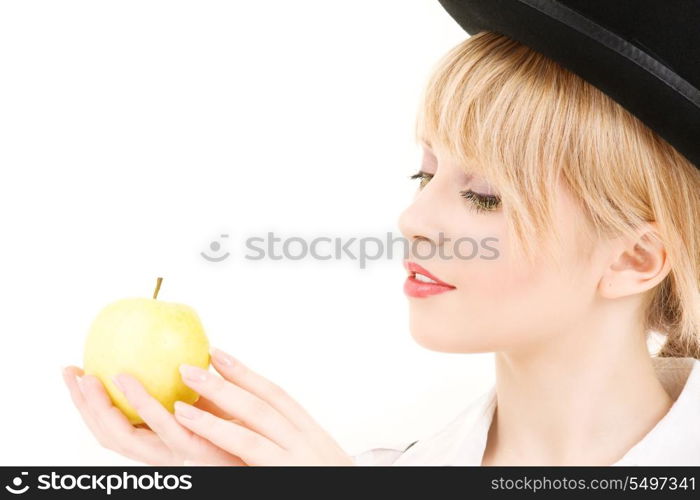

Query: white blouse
(352, 356), (700, 465)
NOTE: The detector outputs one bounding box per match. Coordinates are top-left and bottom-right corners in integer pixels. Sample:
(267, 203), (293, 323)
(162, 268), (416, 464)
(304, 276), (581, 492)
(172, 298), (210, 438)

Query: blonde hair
(415, 30), (700, 359)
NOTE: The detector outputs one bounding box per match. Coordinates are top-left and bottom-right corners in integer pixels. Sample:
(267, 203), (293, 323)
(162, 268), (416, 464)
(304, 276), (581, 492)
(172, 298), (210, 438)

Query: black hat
(436, 0), (700, 170)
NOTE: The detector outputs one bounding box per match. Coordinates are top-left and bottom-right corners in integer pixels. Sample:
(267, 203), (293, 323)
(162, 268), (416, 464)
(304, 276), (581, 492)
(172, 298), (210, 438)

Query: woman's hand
(62, 347), (355, 466)
(171, 347), (354, 466)
(62, 365), (245, 465)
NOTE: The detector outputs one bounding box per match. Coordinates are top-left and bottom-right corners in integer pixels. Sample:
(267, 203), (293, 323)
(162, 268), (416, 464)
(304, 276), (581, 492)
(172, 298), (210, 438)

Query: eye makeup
(409, 170), (433, 189)
(459, 189), (501, 213)
(408, 170), (502, 213)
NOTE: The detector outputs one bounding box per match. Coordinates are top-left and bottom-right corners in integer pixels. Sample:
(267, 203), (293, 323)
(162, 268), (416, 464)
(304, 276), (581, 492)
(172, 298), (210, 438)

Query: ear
(598, 222), (671, 299)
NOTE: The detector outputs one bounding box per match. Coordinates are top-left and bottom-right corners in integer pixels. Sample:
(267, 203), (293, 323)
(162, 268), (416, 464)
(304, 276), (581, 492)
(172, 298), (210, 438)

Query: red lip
(403, 260), (456, 298)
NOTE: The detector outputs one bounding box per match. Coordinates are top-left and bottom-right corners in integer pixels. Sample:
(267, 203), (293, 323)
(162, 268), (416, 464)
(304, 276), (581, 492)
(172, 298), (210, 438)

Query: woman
(62, 2), (700, 465)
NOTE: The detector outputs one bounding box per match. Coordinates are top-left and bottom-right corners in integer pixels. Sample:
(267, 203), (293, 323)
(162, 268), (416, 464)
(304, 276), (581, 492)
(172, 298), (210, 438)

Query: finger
(174, 401), (286, 466)
(192, 395), (234, 420)
(209, 347), (321, 433)
(113, 373), (245, 466)
(179, 364), (300, 450)
(80, 374), (138, 436)
(62, 366), (107, 447)
(192, 396), (245, 426)
(79, 373), (171, 465)
(63, 367), (127, 452)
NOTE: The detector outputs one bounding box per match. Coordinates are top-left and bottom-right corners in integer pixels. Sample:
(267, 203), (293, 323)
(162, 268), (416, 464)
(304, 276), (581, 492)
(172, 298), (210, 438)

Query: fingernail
(175, 401), (203, 420)
(179, 364), (208, 383)
(210, 347), (235, 367)
(112, 374), (126, 392)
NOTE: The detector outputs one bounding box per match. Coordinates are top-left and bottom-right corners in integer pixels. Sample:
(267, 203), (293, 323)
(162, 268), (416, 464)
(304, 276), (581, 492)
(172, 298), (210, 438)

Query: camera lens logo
(201, 234), (230, 262)
(5, 472), (29, 495)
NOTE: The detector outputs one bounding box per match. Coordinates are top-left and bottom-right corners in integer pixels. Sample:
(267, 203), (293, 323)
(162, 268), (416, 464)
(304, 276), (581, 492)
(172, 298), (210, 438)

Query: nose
(397, 189), (447, 259)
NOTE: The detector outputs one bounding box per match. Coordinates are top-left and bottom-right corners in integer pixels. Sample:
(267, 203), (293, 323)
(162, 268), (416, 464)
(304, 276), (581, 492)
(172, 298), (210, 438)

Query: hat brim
(437, 0), (700, 168)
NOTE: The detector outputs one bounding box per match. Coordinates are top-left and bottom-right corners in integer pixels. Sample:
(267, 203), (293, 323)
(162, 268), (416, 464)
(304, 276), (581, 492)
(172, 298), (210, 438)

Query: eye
(409, 170), (433, 189)
(460, 189), (501, 214)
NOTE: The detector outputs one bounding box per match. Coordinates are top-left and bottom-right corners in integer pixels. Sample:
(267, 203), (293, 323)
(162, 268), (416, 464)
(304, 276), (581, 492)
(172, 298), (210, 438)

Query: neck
(482, 304), (674, 465)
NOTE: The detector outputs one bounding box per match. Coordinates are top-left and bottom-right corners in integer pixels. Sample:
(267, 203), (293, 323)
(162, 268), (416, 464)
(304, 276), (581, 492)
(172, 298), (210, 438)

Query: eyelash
(409, 171), (502, 214)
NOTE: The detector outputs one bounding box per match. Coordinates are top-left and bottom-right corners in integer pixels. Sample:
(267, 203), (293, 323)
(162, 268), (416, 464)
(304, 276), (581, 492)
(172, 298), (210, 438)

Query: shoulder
(616, 357), (700, 465)
(351, 386), (496, 466)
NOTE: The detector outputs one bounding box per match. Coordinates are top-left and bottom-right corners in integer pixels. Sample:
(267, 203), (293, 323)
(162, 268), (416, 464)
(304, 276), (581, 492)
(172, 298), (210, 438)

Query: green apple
(83, 277), (210, 424)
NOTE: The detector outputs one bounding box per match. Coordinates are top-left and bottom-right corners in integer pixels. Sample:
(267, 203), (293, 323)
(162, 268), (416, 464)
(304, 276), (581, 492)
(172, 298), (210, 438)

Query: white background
(0, 0), (498, 465)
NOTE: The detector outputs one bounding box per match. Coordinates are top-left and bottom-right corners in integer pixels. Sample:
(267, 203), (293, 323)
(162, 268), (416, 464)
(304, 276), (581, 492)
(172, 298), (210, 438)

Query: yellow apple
(83, 277), (210, 424)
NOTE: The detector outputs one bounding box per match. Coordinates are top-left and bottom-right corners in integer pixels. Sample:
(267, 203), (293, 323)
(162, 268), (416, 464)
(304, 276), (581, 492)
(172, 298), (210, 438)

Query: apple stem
(153, 277), (163, 300)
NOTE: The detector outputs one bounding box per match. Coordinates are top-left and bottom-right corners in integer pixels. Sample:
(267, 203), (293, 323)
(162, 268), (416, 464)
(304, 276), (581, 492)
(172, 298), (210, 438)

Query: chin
(408, 325), (496, 354)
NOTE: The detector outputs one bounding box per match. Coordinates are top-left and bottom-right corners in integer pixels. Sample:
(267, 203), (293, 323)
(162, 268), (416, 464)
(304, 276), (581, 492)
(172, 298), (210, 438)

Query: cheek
(408, 233), (594, 353)
(408, 180), (600, 353)
(407, 258), (534, 352)
(406, 222), (524, 351)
